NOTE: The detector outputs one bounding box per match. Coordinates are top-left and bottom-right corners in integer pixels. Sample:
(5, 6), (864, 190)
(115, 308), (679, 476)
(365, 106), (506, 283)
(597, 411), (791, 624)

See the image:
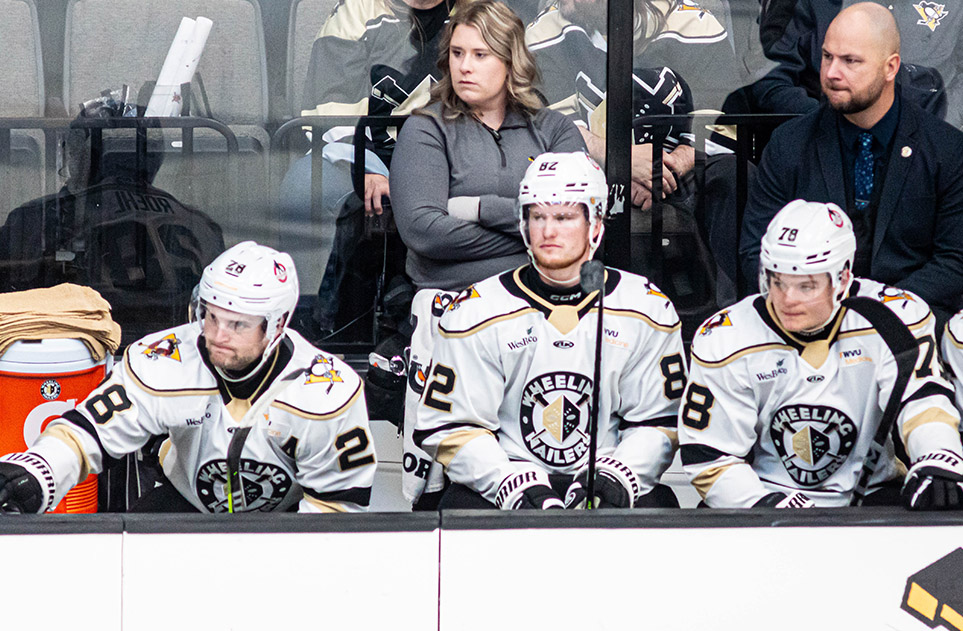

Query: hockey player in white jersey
(944, 313), (963, 418)
(0, 242), (375, 513)
(414, 152), (685, 509)
(679, 200), (963, 509)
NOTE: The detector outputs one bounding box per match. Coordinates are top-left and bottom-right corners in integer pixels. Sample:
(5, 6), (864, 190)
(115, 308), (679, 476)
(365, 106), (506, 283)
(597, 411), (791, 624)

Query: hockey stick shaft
(842, 297), (919, 506)
(581, 261), (605, 509)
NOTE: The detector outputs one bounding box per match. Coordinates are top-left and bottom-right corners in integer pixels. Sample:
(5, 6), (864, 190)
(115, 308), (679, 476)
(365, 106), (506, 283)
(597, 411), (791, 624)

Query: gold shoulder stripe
(693, 342), (794, 368)
(598, 307), (681, 333)
(319, 0), (394, 41)
(945, 321), (963, 349)
(301, 495), (348, 513)
(690, 462), (736, 500)
(901, 408), (961, 446)
(839, 310), (931, 340)
(439, 307), (539, 338)
(124, 351), (218, 397)
(272, 381), (363, 420)
(436, 428), (495, 468)
(44, 425), (91, 482)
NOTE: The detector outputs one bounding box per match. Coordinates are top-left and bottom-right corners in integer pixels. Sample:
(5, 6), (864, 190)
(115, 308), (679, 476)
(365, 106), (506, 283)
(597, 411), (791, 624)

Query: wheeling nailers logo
(901, 548), (963, 630)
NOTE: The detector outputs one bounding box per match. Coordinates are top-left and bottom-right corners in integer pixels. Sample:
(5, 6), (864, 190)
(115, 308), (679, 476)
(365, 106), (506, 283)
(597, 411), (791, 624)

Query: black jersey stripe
(619, 415), (676, 430)
(59, 409), (107, 460)
(412, 422), (477, 448)
(681, 443), (735, 465)
(900, 382), (956, 409)
(303, 485), (371, 507)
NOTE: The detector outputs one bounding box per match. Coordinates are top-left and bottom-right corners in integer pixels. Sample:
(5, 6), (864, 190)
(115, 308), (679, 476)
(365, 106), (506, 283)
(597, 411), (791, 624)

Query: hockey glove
(0, 456), (48, 514)
(564, 457), (642, 509)
(902, 450), (963, 510)
(495, 468), (564, 510)
(753, 491), (815, 509)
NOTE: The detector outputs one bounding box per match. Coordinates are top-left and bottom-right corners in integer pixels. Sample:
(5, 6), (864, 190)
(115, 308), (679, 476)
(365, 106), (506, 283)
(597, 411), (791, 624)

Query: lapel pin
(901, 146), (912, 158)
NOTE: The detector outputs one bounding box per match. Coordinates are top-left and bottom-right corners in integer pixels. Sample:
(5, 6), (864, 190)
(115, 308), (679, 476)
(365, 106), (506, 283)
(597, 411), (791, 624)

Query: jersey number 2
(335, 427), (375, 471)
(423, 364), (456, 412)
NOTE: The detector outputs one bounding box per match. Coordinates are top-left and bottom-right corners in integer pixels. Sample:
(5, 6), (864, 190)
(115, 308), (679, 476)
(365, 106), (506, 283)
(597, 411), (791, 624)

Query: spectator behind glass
(282, 0), (460, 340)
(389, 0), (586, 509)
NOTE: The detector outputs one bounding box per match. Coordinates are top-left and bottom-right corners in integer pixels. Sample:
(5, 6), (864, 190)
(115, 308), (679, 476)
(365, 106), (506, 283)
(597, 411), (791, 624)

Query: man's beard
(825, 74), (886, 115)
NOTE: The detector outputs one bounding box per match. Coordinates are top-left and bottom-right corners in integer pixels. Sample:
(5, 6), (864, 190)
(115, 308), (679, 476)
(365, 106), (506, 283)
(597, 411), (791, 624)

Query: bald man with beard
(739, 3), (963, 328)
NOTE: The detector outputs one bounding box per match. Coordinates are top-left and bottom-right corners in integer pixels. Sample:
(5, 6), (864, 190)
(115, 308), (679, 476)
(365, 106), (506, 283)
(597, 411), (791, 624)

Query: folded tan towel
(0, 284), (122, 361)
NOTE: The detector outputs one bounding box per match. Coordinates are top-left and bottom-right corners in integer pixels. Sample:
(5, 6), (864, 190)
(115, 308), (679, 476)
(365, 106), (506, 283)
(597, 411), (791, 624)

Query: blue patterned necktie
(854, 131), (874, 210)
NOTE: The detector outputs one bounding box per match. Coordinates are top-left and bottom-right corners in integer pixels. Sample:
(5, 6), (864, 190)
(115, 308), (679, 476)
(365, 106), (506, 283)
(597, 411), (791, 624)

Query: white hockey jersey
(30, 324), (375, 513)
(680, 279), (962, 508)
(943, 311), (963, 416)
(414, 266), (685, 505)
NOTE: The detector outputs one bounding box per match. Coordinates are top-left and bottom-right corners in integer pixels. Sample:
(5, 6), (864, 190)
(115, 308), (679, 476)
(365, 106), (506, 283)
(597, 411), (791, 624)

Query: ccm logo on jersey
(769, 404), (857, 486)
(520, 372), (593, 466)
(806, 375), (825, 383)
(195, 458), (293, 512)
(554, 340), (575, 349)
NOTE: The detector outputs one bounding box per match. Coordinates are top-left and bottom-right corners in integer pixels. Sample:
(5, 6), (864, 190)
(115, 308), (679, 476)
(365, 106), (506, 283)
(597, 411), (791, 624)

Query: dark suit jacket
(739, 99), (963, 322)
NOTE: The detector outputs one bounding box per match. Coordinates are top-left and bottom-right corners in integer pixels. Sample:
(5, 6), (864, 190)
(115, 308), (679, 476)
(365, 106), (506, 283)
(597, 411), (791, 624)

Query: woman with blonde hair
(390, 0), (586, 509)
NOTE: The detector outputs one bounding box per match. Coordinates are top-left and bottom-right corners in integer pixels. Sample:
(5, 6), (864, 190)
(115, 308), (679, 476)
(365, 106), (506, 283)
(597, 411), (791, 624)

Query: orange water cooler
(0, 339), (109, 513)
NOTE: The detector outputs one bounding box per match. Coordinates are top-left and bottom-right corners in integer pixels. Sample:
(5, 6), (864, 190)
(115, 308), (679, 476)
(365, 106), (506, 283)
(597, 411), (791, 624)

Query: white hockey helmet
(194, 241), (299, 379)
(759, 199), (856, 315)
(518, 151), (608, 258)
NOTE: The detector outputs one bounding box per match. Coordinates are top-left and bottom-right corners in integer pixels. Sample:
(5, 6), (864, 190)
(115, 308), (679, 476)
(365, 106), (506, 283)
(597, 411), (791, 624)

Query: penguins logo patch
(305, 354), (343, 385)
(914, 2), (948, 31)
(770, 404), (858, 486)
(141, 333), (181, 362)
(519, 372), (593, 467)
(699, 310), (733, 336)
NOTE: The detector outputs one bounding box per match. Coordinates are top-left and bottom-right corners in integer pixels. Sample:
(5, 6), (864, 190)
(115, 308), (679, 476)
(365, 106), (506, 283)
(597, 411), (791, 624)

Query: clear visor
(196, 300), (267, 337)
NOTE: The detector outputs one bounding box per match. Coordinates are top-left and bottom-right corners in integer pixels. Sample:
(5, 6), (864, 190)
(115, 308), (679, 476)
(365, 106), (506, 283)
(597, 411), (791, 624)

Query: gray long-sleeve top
(391, 102), (586, 291)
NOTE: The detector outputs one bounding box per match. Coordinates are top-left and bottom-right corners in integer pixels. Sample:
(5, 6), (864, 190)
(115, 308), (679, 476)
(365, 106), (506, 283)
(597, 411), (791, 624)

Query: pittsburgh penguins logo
(770, 404), (858, 486)
(877, 286), (915, 304)
(448, 286), (481, 312)
(699, 310), (732, 336)
(431, 292), (456, 317)
(408, 360), (428, 395)
(519, 372), (593, 467)
(141, 333), (181, 361)
(305, 354), (343, 385)
(914, 1), (948, 31)
(195, 458), (293, 512)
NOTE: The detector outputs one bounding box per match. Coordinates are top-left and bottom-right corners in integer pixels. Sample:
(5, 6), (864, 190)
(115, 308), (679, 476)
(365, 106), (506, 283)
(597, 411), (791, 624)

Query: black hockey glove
(564, 457), (642, 509)
(753, 491), (815, 509)
(0, 460), (45, 514)
(495, 468), (564, 510)
(902, 450), (963, 510)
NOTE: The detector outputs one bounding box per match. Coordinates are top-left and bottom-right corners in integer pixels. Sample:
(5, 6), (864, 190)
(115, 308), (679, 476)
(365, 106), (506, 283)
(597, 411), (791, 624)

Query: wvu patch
(699, 311), (733, 336)
(914, 1), (949, 31)
(901, 547), (963, 630)
(141, 333), (182, 362)
(305, 354), (343, 385)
